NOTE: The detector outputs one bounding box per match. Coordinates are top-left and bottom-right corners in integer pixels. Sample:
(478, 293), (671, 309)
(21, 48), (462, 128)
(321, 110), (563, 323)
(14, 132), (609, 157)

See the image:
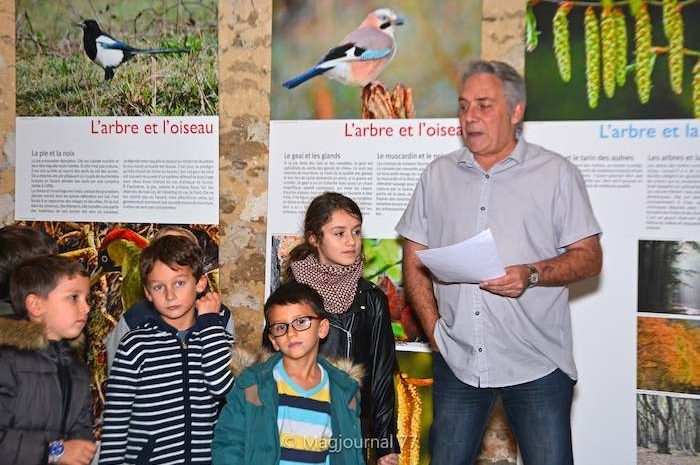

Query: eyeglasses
(268, 315), (321, 337)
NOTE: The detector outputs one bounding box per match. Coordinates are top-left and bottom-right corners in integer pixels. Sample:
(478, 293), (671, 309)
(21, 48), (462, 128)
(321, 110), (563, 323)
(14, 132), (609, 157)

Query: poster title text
(90, 119), (215, 135)
(599, 122), (698, 139)
(344, 121), (461, 138)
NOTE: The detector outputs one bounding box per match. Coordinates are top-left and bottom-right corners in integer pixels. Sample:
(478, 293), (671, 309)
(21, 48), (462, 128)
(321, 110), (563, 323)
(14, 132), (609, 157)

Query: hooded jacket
(99, 303), (234, 465)
(212, 349), (366, 465)
(0, 317), (94, 465)
(104, 298), (236, 373)
(264, 278), (399, 457)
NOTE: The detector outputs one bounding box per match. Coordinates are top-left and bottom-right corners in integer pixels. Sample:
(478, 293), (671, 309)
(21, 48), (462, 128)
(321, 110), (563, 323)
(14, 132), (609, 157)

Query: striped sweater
(99, 308), (234, 465)
(274, 360), (332, 465)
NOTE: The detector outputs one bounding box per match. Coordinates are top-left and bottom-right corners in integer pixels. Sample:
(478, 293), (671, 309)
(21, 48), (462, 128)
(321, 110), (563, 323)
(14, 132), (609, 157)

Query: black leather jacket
(318, 278), (400, 457)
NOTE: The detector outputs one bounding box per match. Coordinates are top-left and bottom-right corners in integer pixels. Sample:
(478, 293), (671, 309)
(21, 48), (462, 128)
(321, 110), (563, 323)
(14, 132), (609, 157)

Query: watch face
(49, 441), (65, 456)
(527, 267), (538, 286)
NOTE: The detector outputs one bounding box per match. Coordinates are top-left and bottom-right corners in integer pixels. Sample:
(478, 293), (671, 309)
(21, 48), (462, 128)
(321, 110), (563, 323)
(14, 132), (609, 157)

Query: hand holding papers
(414, 229), (505, 283)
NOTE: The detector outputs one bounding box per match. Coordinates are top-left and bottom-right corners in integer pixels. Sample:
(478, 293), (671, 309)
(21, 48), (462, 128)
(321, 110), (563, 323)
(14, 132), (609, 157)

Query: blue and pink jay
(282, 8), (404, 89)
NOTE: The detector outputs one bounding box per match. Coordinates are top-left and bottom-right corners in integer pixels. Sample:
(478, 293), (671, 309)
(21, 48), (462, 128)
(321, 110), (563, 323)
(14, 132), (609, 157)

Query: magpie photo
(76, 19), (189, 81)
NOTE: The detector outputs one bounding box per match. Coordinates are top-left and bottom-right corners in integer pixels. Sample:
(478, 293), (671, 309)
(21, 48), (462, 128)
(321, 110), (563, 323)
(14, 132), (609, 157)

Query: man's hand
(479, 265), (529, 298)
(195, 291), (221, 315)
(60, 439), (97, 465)
(377, 452), (399, 465)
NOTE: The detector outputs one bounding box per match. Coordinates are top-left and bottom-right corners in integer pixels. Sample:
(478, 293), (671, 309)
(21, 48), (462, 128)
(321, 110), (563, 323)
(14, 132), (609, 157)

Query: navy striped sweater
(99, 309), (234, 465)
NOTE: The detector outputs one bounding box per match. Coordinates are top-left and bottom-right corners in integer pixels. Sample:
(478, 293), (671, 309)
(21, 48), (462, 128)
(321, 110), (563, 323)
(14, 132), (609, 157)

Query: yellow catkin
(396, 376), (423, 465)
(552, 1), (573, 82)
(634, 3), (653, 104)
(629, 0), (643, 16)
(693, 58), (700, 118)
(584, 7), (601, 108)
(601, 7), (616, 98)
(396, 379), (408, 465)
(613, 8), (628, 87)
(526, 5), (538, 52)
(662, 0), (684, 94)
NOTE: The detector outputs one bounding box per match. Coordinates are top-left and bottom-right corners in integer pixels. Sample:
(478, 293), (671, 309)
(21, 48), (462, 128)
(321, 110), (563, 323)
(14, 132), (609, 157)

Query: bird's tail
(282, 67), (328, 89)
(132, 47), (190, 55)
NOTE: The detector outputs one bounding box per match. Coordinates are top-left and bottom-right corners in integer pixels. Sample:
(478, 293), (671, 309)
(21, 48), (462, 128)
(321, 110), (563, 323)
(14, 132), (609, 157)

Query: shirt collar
(456, 136), (527, 172)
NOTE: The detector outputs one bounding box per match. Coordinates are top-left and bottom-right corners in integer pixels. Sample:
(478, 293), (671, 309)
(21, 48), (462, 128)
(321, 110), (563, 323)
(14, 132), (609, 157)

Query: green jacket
(212, 349), (366, 465)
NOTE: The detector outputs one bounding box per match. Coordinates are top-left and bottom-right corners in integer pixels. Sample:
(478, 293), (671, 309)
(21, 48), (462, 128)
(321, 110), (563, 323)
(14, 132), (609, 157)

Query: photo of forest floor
(638, 447), (699, 465)
(637, 393), (699, 464)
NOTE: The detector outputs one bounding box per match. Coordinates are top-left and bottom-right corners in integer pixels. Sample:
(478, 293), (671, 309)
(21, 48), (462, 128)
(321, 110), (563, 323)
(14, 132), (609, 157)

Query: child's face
(267, 302), (329, 361)
(144, 260), (207, 331)
(311, 209), (362, 266)
(33, 274), (91, 341)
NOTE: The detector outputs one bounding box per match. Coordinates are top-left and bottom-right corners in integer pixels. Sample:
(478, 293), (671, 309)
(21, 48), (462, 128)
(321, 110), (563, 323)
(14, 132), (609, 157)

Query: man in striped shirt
(99, 235), (234, 465)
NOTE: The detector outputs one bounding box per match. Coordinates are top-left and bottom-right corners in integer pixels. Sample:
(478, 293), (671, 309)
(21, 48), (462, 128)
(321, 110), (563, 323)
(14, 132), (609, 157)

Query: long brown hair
(285, 192), (363, 280)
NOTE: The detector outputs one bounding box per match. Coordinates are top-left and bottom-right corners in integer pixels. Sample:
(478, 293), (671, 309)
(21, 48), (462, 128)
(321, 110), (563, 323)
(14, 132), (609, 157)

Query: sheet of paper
(415, 229), (505, 283)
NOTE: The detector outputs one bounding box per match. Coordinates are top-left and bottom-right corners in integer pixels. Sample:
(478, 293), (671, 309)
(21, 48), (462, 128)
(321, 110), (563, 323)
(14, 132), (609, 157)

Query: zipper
(346, 314), (354, 358)
(329, 313), (354, 358)
(180, 337), (191, 465)
(52, 342), (71, 438)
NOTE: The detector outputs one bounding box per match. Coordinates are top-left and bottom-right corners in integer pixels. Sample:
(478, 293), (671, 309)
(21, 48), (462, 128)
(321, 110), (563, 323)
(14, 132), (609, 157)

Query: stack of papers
(415, 229), (505, 283)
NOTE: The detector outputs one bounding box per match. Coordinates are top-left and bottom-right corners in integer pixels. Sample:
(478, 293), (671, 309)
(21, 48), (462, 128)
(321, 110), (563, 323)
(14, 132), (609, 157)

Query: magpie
(76, 19), (190, 81)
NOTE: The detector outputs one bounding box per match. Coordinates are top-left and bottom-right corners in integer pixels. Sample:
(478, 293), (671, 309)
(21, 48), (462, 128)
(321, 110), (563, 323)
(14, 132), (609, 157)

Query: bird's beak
(74, 21), (86, 28)
(394, 17), (405, 26)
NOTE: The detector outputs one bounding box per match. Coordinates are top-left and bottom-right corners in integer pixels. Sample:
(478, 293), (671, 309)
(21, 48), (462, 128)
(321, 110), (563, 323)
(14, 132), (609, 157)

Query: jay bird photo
(282, 8), (404, 89)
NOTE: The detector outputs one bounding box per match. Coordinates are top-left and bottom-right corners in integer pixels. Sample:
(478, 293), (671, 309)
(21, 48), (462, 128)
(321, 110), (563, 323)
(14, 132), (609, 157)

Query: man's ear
(196, 275), (208, 294)
(25, 293), (44, 319)
(510, 101), (525, 126)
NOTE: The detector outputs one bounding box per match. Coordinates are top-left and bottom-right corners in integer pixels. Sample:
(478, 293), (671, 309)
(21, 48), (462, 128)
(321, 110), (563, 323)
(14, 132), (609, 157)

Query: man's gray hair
(462, 60), (526, 132)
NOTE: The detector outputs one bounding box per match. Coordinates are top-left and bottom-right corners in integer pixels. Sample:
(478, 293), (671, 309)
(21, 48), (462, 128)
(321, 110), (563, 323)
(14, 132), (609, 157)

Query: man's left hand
(479, 265), (529, 298)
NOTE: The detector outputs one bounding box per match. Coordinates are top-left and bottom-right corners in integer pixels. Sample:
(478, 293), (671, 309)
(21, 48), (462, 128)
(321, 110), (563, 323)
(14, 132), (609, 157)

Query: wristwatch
(48, 440), (64, 464)
(525, 264), (539, 288)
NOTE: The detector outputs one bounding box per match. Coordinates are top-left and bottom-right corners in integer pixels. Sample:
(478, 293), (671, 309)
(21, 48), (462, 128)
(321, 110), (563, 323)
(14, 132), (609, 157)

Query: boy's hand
(60, 439), (97, 465)
(377, 453), (399, 465)
(195, 290), (221, 315)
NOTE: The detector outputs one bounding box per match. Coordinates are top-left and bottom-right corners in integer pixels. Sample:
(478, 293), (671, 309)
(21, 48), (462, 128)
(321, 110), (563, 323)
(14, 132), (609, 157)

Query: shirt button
(475, 311), (480, 316)
(485, 174), (490, 179)
(478, 348), (483, 352)
(480, 206), (486, 211)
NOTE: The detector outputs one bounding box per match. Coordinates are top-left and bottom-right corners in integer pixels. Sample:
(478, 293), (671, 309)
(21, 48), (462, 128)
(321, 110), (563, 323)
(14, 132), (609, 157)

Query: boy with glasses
(212, 282), (366, 465)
